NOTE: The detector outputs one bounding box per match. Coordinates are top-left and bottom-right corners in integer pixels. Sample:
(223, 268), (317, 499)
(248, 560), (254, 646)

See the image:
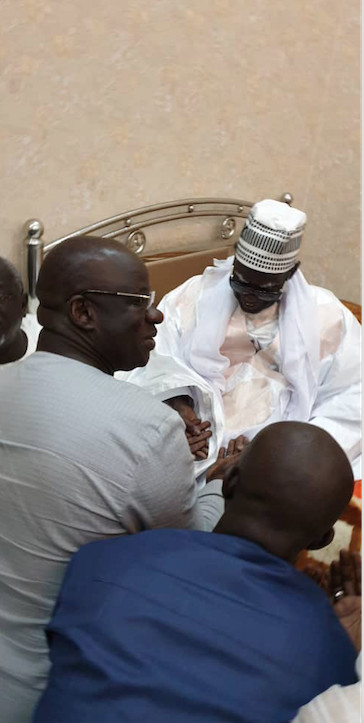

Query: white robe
(21, 313), (42, 357)
(117, 257), (361, 478)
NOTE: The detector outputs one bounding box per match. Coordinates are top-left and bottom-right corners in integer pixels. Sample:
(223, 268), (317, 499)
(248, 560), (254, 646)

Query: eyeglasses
(79, 289), (156, 310)
(229, 275), (284, 302)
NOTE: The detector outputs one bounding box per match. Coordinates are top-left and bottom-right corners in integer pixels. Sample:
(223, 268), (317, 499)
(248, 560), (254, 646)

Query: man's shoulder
(306, 283), (360, 336)
(308, 283), (342, 305)
(63, 360), (183, 429)
(289, 276), (352, 329)
(76, 529), (203, 561)
(114, 376), (184, 423)
(68, 530), (207, 581)
(0, 353), (178, 425)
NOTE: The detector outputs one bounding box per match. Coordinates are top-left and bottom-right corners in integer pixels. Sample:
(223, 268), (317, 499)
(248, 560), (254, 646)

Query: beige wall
(1, 0), (360, 302)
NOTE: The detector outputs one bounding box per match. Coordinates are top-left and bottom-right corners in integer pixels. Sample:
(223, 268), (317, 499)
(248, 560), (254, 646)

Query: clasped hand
(166, 396), (249, 473)
(165, 396), (212, 460)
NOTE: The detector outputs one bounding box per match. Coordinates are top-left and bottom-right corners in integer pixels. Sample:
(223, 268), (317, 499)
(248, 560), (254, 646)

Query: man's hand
(186, 421), (212, 460)
(302, 550), (362, 651)
(206, 435), (248, 482)
(330, 550), (361, 598)
(165, 396), (212, 460)
(334, 596), (361, 652)
(330, 550), (361, 652)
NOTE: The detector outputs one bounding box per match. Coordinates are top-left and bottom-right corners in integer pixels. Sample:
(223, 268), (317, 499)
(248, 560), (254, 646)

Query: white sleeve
(131, 410), (223, 532)
(290, 682), (361, 722)
(309, 307), (361, 461)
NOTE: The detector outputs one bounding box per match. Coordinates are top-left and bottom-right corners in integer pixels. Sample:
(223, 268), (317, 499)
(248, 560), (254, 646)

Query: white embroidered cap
(235, 199), (307, 274)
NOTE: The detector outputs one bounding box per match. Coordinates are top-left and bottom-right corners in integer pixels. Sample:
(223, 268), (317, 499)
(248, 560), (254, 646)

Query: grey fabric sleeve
(197, 478), (224, 531)
(131, 410), (222, 532)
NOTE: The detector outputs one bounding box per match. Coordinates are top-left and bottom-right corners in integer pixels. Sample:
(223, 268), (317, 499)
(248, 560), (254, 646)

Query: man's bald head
(0, 257), (27, 361)
(217, 422), (354, 561)
(0, 258), (24, 295)
(36, 235), (145, 310)
(35, 235), (163, 374)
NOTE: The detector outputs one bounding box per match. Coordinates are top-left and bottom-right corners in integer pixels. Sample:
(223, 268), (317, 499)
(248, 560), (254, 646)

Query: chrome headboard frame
(22, 193), (293, 313)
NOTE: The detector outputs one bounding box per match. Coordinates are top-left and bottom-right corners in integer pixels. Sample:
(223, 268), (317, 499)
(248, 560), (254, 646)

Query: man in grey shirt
(0, 236), (237, 723)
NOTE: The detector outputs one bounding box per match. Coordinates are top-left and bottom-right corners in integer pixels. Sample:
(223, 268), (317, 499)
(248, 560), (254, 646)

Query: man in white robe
(119, 199), (361, 479)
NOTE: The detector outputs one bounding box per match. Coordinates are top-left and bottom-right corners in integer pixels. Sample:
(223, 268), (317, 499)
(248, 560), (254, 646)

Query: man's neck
(0, 329), (28, 364)
(214, 513), (299, 564)
(37, 329), (114, 375)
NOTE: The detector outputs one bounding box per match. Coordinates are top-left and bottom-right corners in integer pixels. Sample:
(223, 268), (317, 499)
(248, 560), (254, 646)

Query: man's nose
(146, 306), (164, 324)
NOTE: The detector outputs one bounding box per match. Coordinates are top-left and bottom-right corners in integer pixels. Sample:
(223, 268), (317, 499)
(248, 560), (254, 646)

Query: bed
(21, 193), (361, 321)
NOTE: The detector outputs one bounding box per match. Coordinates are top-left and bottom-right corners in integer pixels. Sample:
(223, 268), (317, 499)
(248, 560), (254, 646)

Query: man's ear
(222, 464), (239, 500)
(307, 527), (335, 551)
(287, 261), (301, 280)
(68, 295), (97, 331)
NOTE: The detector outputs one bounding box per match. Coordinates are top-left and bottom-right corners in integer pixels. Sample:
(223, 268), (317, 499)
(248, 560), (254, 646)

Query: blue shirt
(32, 530), (357, 723)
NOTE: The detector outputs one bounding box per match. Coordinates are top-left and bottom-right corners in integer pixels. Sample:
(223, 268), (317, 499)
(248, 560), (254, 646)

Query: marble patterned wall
(1, 0), (360, 301)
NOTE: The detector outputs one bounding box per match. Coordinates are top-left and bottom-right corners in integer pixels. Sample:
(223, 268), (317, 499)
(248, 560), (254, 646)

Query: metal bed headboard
(22, 192), (293, 313)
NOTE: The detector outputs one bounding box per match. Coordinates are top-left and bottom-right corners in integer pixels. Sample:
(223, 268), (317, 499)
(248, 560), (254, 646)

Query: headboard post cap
(280, 193), (294, 206)
(23, 219), (44, 239)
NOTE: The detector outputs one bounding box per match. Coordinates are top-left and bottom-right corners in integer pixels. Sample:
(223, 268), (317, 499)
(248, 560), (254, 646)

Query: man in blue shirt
(32, 422), (357, 723)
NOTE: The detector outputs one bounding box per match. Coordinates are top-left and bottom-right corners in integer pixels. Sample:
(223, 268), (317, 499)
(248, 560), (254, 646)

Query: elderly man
(32, 422), (357, 723)
(0, 236), (234, 723)
(0, 257), (40, 364)
(120, 200), (361, 478)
